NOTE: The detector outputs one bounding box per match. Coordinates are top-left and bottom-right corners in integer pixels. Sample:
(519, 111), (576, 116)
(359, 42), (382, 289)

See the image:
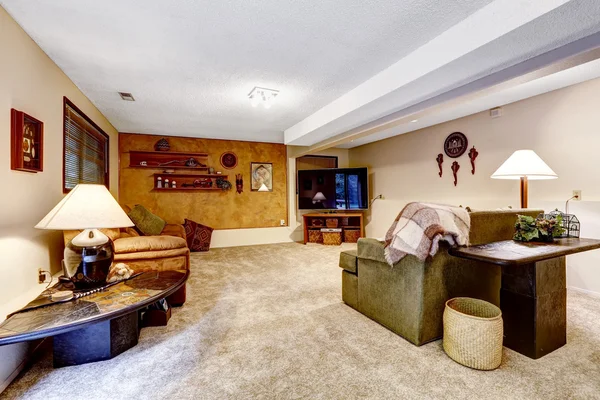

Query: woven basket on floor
(443, 297), (503, 370)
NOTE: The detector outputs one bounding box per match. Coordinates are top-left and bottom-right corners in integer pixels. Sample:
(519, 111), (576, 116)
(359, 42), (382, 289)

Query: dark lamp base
(64, 239), (115, 289)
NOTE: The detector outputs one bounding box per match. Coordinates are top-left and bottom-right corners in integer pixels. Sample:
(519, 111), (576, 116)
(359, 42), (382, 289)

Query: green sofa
(339, 209), (542, 346)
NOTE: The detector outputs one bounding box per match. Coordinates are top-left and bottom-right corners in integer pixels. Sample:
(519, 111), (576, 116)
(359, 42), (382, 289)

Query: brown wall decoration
(119, 133), (288, 229)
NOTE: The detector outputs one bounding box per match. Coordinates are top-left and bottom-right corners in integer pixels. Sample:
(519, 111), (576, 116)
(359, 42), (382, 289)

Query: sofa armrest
(161, 224), (186, 240)
(357, 238), (388, 264)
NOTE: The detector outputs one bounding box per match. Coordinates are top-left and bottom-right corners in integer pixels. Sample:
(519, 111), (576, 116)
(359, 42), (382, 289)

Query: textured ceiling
(0, 0), (494, 142)
(285, 0), (600, 146)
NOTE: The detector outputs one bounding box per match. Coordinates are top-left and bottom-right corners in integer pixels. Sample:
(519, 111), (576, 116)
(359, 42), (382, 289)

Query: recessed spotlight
(248, 87), (279, 109)
(119, 92), (135, 101)
(411, 119), (418, 123)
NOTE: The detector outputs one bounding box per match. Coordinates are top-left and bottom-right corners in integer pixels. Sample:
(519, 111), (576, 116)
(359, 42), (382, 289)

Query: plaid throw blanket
(384, 202), (470, 266)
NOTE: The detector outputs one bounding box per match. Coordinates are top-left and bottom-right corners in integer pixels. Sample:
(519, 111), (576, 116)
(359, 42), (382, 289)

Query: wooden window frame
(62, 97), (110, 193)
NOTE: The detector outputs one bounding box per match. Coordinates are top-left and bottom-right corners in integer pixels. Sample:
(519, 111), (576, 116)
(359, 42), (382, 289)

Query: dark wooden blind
(63, 98), (109, 192)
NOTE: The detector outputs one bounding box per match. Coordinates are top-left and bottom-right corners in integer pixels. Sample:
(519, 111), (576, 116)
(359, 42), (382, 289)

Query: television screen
(297, 167), (369, 210)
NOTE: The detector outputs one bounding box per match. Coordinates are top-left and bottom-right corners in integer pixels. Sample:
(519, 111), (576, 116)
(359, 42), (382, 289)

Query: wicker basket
(443, 297), (503, 370)
(322, 229), (342, 245)
(325, 218), (339, 228)
(343, 229), (361, 243)
(308, 230), (323, 243)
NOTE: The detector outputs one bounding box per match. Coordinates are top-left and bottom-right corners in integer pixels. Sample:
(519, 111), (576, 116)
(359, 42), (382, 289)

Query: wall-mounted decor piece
(444, 132), (468, 158)
(216, 177), (232, 191)
(469, 146), (479, 175)
(220, 151), (238, 169)
(251, 162), (273, 191)
(436, 153), (444, 177)
(11, 109), (44, 173)
(451, 161), (460, 186)
(154, 137), (170, 151)
(235, 174), (243, 194)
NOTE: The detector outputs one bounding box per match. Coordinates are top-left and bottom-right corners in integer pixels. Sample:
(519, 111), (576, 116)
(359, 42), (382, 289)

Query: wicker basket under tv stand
(303, 213), (365, 244)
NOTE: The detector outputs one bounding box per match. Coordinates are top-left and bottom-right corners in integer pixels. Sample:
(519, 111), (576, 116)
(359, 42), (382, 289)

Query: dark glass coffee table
(0, 270), (188, 367)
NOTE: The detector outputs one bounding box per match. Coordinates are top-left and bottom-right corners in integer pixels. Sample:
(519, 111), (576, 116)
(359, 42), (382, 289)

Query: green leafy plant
(514, 214), (565, 242)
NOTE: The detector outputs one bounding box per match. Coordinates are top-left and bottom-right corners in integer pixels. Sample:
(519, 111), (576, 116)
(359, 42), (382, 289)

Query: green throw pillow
(127, 205), (166, 236)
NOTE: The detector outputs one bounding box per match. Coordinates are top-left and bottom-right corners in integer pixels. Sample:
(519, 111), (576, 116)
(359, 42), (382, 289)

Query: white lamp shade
(312, 192), (327, 201)
(491, 150), (558, 180)
(35, 184), (134, 230)
(258, 183), (269, 192)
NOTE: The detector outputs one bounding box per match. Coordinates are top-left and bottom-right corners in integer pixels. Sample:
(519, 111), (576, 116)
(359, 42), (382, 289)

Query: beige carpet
(2, 242), (600, 399)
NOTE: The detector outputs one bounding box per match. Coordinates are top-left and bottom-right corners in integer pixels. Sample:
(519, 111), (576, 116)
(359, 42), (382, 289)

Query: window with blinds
(63, 98), (109, 192)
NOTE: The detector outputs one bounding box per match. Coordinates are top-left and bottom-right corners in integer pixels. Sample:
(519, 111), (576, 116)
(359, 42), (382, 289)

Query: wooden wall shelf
(129, 150), (209, 170)
(152, 187), (223, 191)
(153, 173), (227, 178)
(153, 173), (229, 191)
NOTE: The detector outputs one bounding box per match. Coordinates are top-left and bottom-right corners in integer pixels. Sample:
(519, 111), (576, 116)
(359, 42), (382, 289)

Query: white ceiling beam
(284, 0), (574, 146)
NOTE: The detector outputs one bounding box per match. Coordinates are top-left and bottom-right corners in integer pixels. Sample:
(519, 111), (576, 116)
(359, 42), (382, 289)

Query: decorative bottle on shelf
(164, 178), (169, 188)
(157, 177), (162, 189)
(172, 180), (177, 188)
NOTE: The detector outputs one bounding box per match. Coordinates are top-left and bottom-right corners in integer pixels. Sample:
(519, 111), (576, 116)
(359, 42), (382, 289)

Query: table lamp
(35, 184), (134, 288)
(491, 149), (557, 208)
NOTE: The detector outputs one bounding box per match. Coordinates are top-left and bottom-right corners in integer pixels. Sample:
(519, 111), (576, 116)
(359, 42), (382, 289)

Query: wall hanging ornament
(469, 146), (478, 175)
(11, 109), (44, 173)
(154, 137), (170, 152)
(436, 153), (444, 177)
(444, 132), (468, 158)
(451, 161), (460, 186)
(235, 174), (243, 194)
(220, 151), (238, 169)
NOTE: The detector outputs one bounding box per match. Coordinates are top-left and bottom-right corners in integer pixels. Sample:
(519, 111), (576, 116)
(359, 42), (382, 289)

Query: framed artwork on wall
(11, 109), (44, 173)
(251, 162), (273, 191)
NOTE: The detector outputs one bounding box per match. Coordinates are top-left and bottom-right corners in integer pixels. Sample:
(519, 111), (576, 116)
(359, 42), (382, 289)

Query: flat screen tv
(298, 167), (369, 210)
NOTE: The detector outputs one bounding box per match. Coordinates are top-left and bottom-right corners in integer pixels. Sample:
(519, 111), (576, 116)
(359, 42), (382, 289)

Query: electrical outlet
(280, 219), (286, 226)
(573, 190), (582, 201)
(38, 268), (46, 284)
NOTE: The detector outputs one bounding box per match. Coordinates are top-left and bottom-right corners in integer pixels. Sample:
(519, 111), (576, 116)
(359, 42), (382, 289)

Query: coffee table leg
(53, 312), (139, 367)
(500, 256), (567, 359)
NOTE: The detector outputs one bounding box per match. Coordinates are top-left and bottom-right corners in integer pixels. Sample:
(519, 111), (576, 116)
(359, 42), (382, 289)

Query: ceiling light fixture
(119, 92), (135, 101)
(411, 119), (418, 123)
(248, 87), (279, 109)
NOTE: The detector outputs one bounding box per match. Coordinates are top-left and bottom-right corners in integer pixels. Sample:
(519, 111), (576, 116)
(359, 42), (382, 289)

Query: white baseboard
(567, 286), (600, 298)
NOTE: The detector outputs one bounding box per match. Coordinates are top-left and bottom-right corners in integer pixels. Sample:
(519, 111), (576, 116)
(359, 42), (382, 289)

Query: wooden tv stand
(302, 213), (365, 244)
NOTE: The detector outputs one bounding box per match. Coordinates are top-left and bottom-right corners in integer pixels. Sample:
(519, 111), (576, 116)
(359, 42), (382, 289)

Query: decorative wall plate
(220, 151), (238, 169)
(444, 132), (468, 158)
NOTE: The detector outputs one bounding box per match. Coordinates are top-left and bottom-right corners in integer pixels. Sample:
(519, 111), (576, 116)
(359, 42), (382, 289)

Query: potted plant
(513, 214), (565, 242)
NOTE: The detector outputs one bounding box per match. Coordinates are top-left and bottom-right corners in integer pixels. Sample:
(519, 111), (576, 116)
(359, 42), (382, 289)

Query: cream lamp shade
(491, 150), (557, 180)
(491, 150), (557, 208)
(35, 184), (134, 230)
(258, 183), (269, 192)
(312, 192), (327, 204)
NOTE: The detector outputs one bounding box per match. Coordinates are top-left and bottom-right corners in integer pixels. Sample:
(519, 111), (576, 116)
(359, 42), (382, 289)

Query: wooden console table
(303, 213), (364, 244)
(450, 238), (600, 359)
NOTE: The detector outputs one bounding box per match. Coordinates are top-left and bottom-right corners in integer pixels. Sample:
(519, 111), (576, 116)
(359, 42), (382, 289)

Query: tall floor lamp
(491, 150), (557, 208)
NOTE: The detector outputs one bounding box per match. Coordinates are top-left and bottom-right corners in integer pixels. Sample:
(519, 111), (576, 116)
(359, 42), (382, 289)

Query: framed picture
(11, 109), (44, 173)
(251, 162), (273, 191)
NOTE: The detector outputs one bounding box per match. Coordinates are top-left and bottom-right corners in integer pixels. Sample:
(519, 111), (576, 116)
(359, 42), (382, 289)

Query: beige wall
(349, 77), (600, 293)
(0, 6), (118, 390)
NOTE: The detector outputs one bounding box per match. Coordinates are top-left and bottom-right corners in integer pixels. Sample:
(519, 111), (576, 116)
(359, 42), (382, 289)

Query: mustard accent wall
(119, 133), (288, 229)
